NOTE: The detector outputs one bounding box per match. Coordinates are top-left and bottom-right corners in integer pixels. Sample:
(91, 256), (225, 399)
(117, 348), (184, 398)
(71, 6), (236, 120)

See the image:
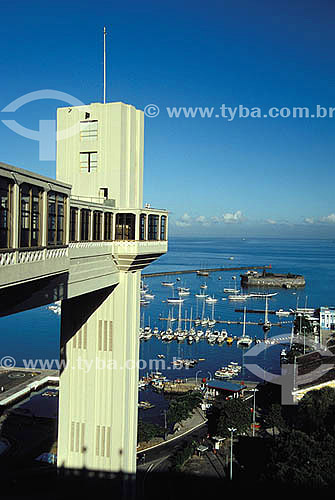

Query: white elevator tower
(55, 101), (167, 474)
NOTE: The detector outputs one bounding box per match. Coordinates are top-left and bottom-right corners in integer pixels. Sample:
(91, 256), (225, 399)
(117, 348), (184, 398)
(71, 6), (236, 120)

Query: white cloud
(320, 213), (335, 224)
(221, 210), (243, 223)
(303, 213), (335, 225)
(195, 215), (207, 223)
(174, 210), (244, 227)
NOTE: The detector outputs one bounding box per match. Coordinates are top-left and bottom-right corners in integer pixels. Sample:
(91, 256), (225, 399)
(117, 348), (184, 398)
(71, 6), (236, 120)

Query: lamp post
(227, 427), (237, 480)
(250, 388), (259, 437)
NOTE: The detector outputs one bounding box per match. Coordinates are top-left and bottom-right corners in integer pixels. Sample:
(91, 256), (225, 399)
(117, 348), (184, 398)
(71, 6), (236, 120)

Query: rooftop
(206, 380), (245, 392)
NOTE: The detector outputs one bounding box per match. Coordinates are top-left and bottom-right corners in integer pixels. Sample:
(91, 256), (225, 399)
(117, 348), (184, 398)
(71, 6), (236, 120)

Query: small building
(212, 436), (225, 449)
(319, 306), (335, 331)
(205, 380), (245, 399)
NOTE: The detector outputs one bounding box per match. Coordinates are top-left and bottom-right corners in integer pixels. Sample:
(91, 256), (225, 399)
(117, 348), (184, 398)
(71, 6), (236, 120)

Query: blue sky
(0, 0), (335, 237)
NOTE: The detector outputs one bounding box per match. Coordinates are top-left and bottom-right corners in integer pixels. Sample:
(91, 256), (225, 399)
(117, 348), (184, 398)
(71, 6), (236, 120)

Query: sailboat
(237, 307), (253, 347)
(263, 296), (271, 333)
(167, 286), (184, 304)
(195, 288), (208, 298)
(224, 276), (240, 294)
(205, 296), (218, 303)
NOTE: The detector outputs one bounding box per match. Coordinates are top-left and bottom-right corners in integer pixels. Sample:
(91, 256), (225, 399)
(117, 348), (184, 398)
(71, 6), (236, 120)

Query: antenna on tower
(103, 26), (107, 103)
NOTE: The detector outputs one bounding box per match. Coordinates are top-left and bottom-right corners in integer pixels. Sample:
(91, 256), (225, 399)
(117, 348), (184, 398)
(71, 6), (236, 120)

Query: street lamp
(227, 427), (237, 480)
(250, 388), (259, 437)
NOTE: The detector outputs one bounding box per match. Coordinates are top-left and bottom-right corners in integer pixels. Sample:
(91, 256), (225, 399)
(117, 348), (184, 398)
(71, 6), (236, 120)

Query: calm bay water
(1, 237), (334, 423)
(139, 237), (335, 379)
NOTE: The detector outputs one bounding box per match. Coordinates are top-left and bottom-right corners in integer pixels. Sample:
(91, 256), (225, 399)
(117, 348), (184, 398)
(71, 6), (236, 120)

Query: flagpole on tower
(103, 26), (107, 104)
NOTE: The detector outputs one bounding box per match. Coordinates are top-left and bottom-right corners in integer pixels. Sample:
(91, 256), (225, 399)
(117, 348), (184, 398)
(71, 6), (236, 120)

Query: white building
(319, 306), (335, 331)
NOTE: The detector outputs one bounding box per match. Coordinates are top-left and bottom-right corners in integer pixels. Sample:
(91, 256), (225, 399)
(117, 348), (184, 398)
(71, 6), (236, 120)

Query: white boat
(200, 284), (208, 289)
(161, 281), (175, 286)
(167, 297), (184, 304)
(197, 270), (209, 276)
(276, 309), (291, 317)
(195, 292), (208, 298)
(207, 334), (217, 344)
(237, 335), (252, 347)
(214, 368), (234, 379)
(144, 293), (155, 299)
(248, 292), (278, 298)
(228, 294), (249, 300)
(224, 276), (239, 294)
(205, 296), (218, 303)
(237, 307), (253, 347)
(178, 290), (190, 296)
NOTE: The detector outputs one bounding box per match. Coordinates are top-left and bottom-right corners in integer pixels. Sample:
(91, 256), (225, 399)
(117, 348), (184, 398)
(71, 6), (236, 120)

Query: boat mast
(242, 306), (246, 338)
(178, 301), (182, 332)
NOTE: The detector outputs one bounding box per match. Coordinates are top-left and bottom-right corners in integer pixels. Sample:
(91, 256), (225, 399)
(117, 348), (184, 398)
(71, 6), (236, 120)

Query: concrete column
(11, 183), (20, 249)
(41, 191), (48, 247)
(57, 270), (140, 474)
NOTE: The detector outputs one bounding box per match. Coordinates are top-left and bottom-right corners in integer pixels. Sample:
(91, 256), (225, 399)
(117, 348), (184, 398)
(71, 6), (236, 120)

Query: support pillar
(57, 270), (140, 474)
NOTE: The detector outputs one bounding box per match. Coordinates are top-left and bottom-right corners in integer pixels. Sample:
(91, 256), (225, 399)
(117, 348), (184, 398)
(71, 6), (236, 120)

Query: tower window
(80, 152), (98, 172)
(80, 120), (98, 141)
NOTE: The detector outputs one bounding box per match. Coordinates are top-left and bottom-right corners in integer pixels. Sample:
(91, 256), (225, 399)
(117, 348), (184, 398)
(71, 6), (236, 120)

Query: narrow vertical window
(92, 211), (102, 241)
(19, 184), (42, 248)
(139, 214), (146, 241)
(0, 177), (12, 249)
(160, 215), (167, 241)
(148, 215), (159, 240)
(47, 192), (66, 246)
(104, 212), (113, 241)
(80, 209), (91, 241)
(70, 207), (78, 242)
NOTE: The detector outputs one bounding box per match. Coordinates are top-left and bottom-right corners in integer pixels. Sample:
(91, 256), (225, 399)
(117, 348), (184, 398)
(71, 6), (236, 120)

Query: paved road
(137, 423), (208, 498)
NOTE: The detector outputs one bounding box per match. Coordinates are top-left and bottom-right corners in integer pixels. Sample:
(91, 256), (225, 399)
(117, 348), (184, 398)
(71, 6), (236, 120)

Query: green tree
(295, 387), (335, 436)
(215, 398), (252, 437)
(137, 420), (164, 444)
(166, 391), (202, 427)
(264, 403), (286, 436)
(263, 430), (335, 487)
